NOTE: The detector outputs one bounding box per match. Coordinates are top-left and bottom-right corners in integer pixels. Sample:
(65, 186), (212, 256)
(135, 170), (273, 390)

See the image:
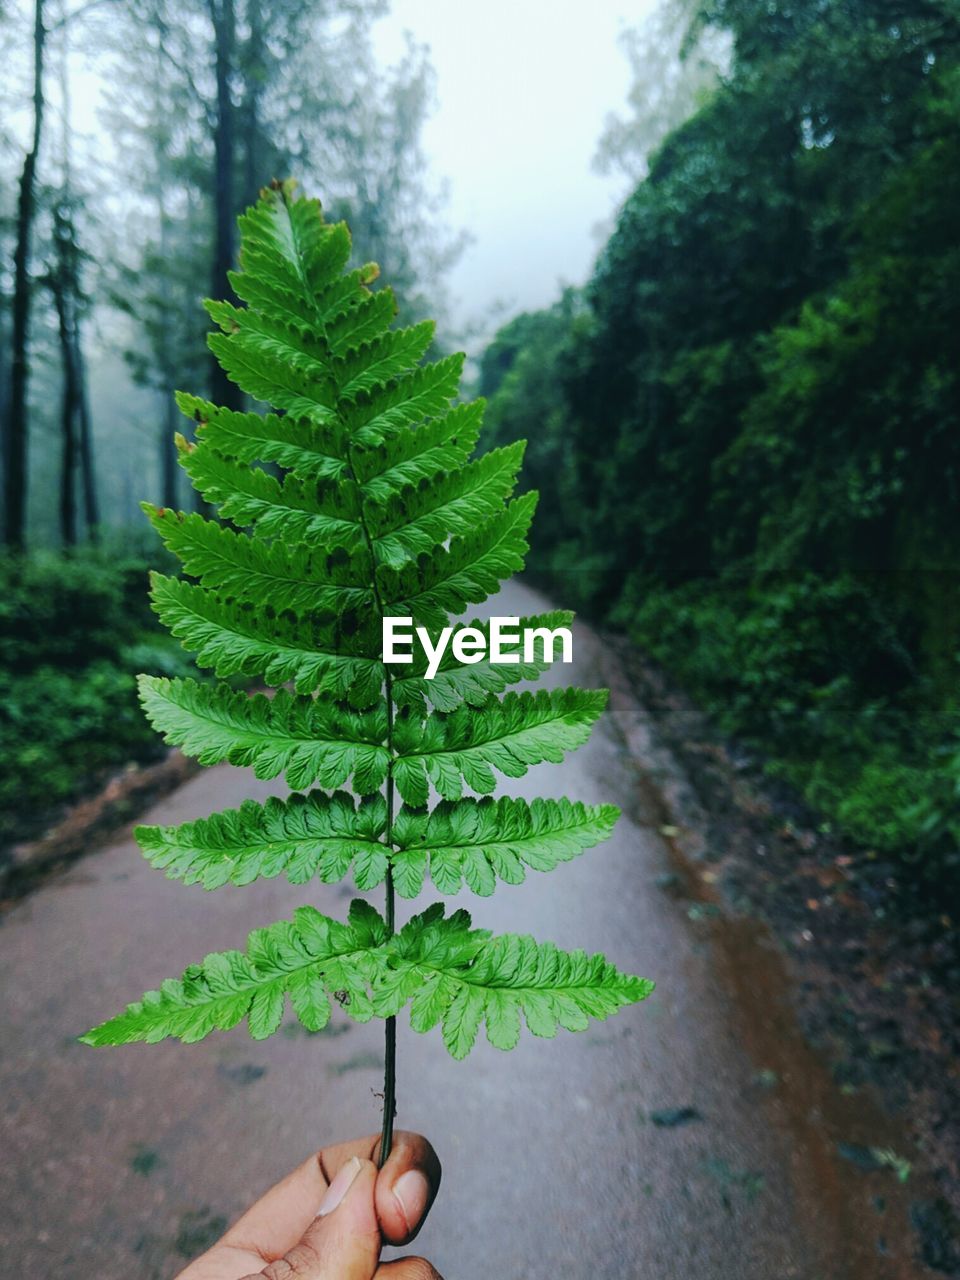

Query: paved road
(0, 582), (926, 1279)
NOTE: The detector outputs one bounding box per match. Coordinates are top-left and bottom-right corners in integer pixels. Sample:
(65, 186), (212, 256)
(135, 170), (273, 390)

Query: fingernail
(317, 1157), (363, 1217)
(394, 1169), (430, 1233)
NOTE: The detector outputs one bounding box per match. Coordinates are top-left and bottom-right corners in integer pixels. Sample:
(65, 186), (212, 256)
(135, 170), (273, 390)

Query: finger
(252, 1156), (381, 1280)
(375, 1258), (445, 1280)
(375, 1132), (442, 1245)
(215, 1149), (329, 1263)
(318, 1130), (442, 1246)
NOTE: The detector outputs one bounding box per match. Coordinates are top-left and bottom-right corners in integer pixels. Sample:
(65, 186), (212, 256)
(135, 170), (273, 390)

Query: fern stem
(344, 412), (398, 1167)
(380, 985), (397, 1167)
(378, 672), (397, 1167)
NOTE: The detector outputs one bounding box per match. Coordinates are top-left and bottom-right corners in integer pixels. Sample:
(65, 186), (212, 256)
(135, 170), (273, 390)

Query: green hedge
(614, 572), (955, 867)
(0, 551), (193, 845)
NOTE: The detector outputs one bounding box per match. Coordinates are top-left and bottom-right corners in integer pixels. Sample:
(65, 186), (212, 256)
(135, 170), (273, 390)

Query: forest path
(0, 581), (925, 1280)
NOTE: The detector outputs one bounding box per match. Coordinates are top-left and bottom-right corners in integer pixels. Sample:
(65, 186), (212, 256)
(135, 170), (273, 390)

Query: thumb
(257, 1156), (381, 1280)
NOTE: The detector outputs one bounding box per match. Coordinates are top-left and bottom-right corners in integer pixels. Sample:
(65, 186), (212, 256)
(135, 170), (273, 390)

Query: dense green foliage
(481, 0), (960, 884)
(82, 185), (652, 1072)
(0, 549), (192, 843)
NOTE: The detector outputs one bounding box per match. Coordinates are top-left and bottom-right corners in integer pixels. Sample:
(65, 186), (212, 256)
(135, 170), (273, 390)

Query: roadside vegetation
(480, 1), (960, 897)
(0, 545), (193, 846)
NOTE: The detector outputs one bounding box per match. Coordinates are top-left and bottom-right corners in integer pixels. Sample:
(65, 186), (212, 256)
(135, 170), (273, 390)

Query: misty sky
(372, 0), (656, 331)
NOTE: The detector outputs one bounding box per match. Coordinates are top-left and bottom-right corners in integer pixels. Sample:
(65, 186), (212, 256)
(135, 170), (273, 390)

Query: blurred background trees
(0, 0), (460, 546)
(2, 0), (960, 899)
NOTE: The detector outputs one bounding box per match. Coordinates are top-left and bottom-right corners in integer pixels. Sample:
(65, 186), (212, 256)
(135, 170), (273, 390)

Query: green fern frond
(326, 287), (398, 356)
(145, 506), (374, 616)
(369, 442), (526, 567)
(354, 402), (484, 500)
(148, 574), (382, 699)
(336, 321), (436, 402)
(137, 791), (388, 890)
(391, 688), (608, 806)
(379, 493), (537, 627)
(138, 677), (389, 792)
(81, 901), (651, 1058)
(343, 353), (464, 438)
(82, 182), (651, 1121)
(135, 793), (615, 899)
(177, 393), (348, 481)
(391, 797), (620, 898)
(179, 444), (365, 548)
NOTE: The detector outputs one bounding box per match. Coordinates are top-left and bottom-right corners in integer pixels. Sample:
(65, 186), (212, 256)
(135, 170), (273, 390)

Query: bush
(615, 571), (955, 859)
(0, 549), (158, 672)
(0, 548), (194, 845)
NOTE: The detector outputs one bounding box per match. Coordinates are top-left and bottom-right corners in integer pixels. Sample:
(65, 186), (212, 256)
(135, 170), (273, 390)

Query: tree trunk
(161, 390), (179, 509)
(77, 352), (99, 541)
(4, 0), (46, 549)
(51, 263), (79, 549)
(209, 0), (243, 412)
(56, 41), (99, 546)
(242, 0), (264, 208)
(155, 191), (179, 511)
(0, 294), (11, 470)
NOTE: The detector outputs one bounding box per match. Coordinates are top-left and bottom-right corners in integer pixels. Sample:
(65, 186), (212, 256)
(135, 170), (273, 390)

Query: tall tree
(103, 0), (212, 509)
(239, 0), (265, 207)
(49, 198), (80, 546)
(594, 0), (728, 183)
(105, 0), (463, 492)
(290, 23), (465, 324)
(5, 0), (46, 548)
(207, 0), (243, 411)
(50, 32), (98, 544)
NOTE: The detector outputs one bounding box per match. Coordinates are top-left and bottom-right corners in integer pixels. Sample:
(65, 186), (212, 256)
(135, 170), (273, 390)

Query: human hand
(175, 1130), (443, 1280)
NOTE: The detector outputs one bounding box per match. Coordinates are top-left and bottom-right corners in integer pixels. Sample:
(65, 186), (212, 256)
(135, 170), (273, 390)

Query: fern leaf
(344, 353), (464, 438)
(206, 300), (333, 376)
(80, 898), (390, 1045)
(177, 392), (348, 480)
(226, 267), (305, 330)
(81, 901), (652, 1054)
(353, 402), (484, 501)
(336, 321), (435, 403)
(145, 507), (373, 616)
(315, 262), (379, 321)
(392, 688), (607, 805)
(369, 442), (525, 567)
(136, 791), (388, 890)
(91, 184), (650, 1095)
(207, 329), (336, 416)
(229, 259), (371, 332)
(138, 676), (388, 792)
(398, 909), (652, 1057)
(325, 287), (397, 357)
(380, 492), (537, 627)
(390, 797), (619, 898)
(149, 574), (382, 700)
(237, 193), (352, 301)
(179, 444), (364, 548)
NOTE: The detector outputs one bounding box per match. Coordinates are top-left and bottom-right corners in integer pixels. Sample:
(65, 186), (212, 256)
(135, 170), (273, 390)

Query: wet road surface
(0, 581), (931, 1278)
